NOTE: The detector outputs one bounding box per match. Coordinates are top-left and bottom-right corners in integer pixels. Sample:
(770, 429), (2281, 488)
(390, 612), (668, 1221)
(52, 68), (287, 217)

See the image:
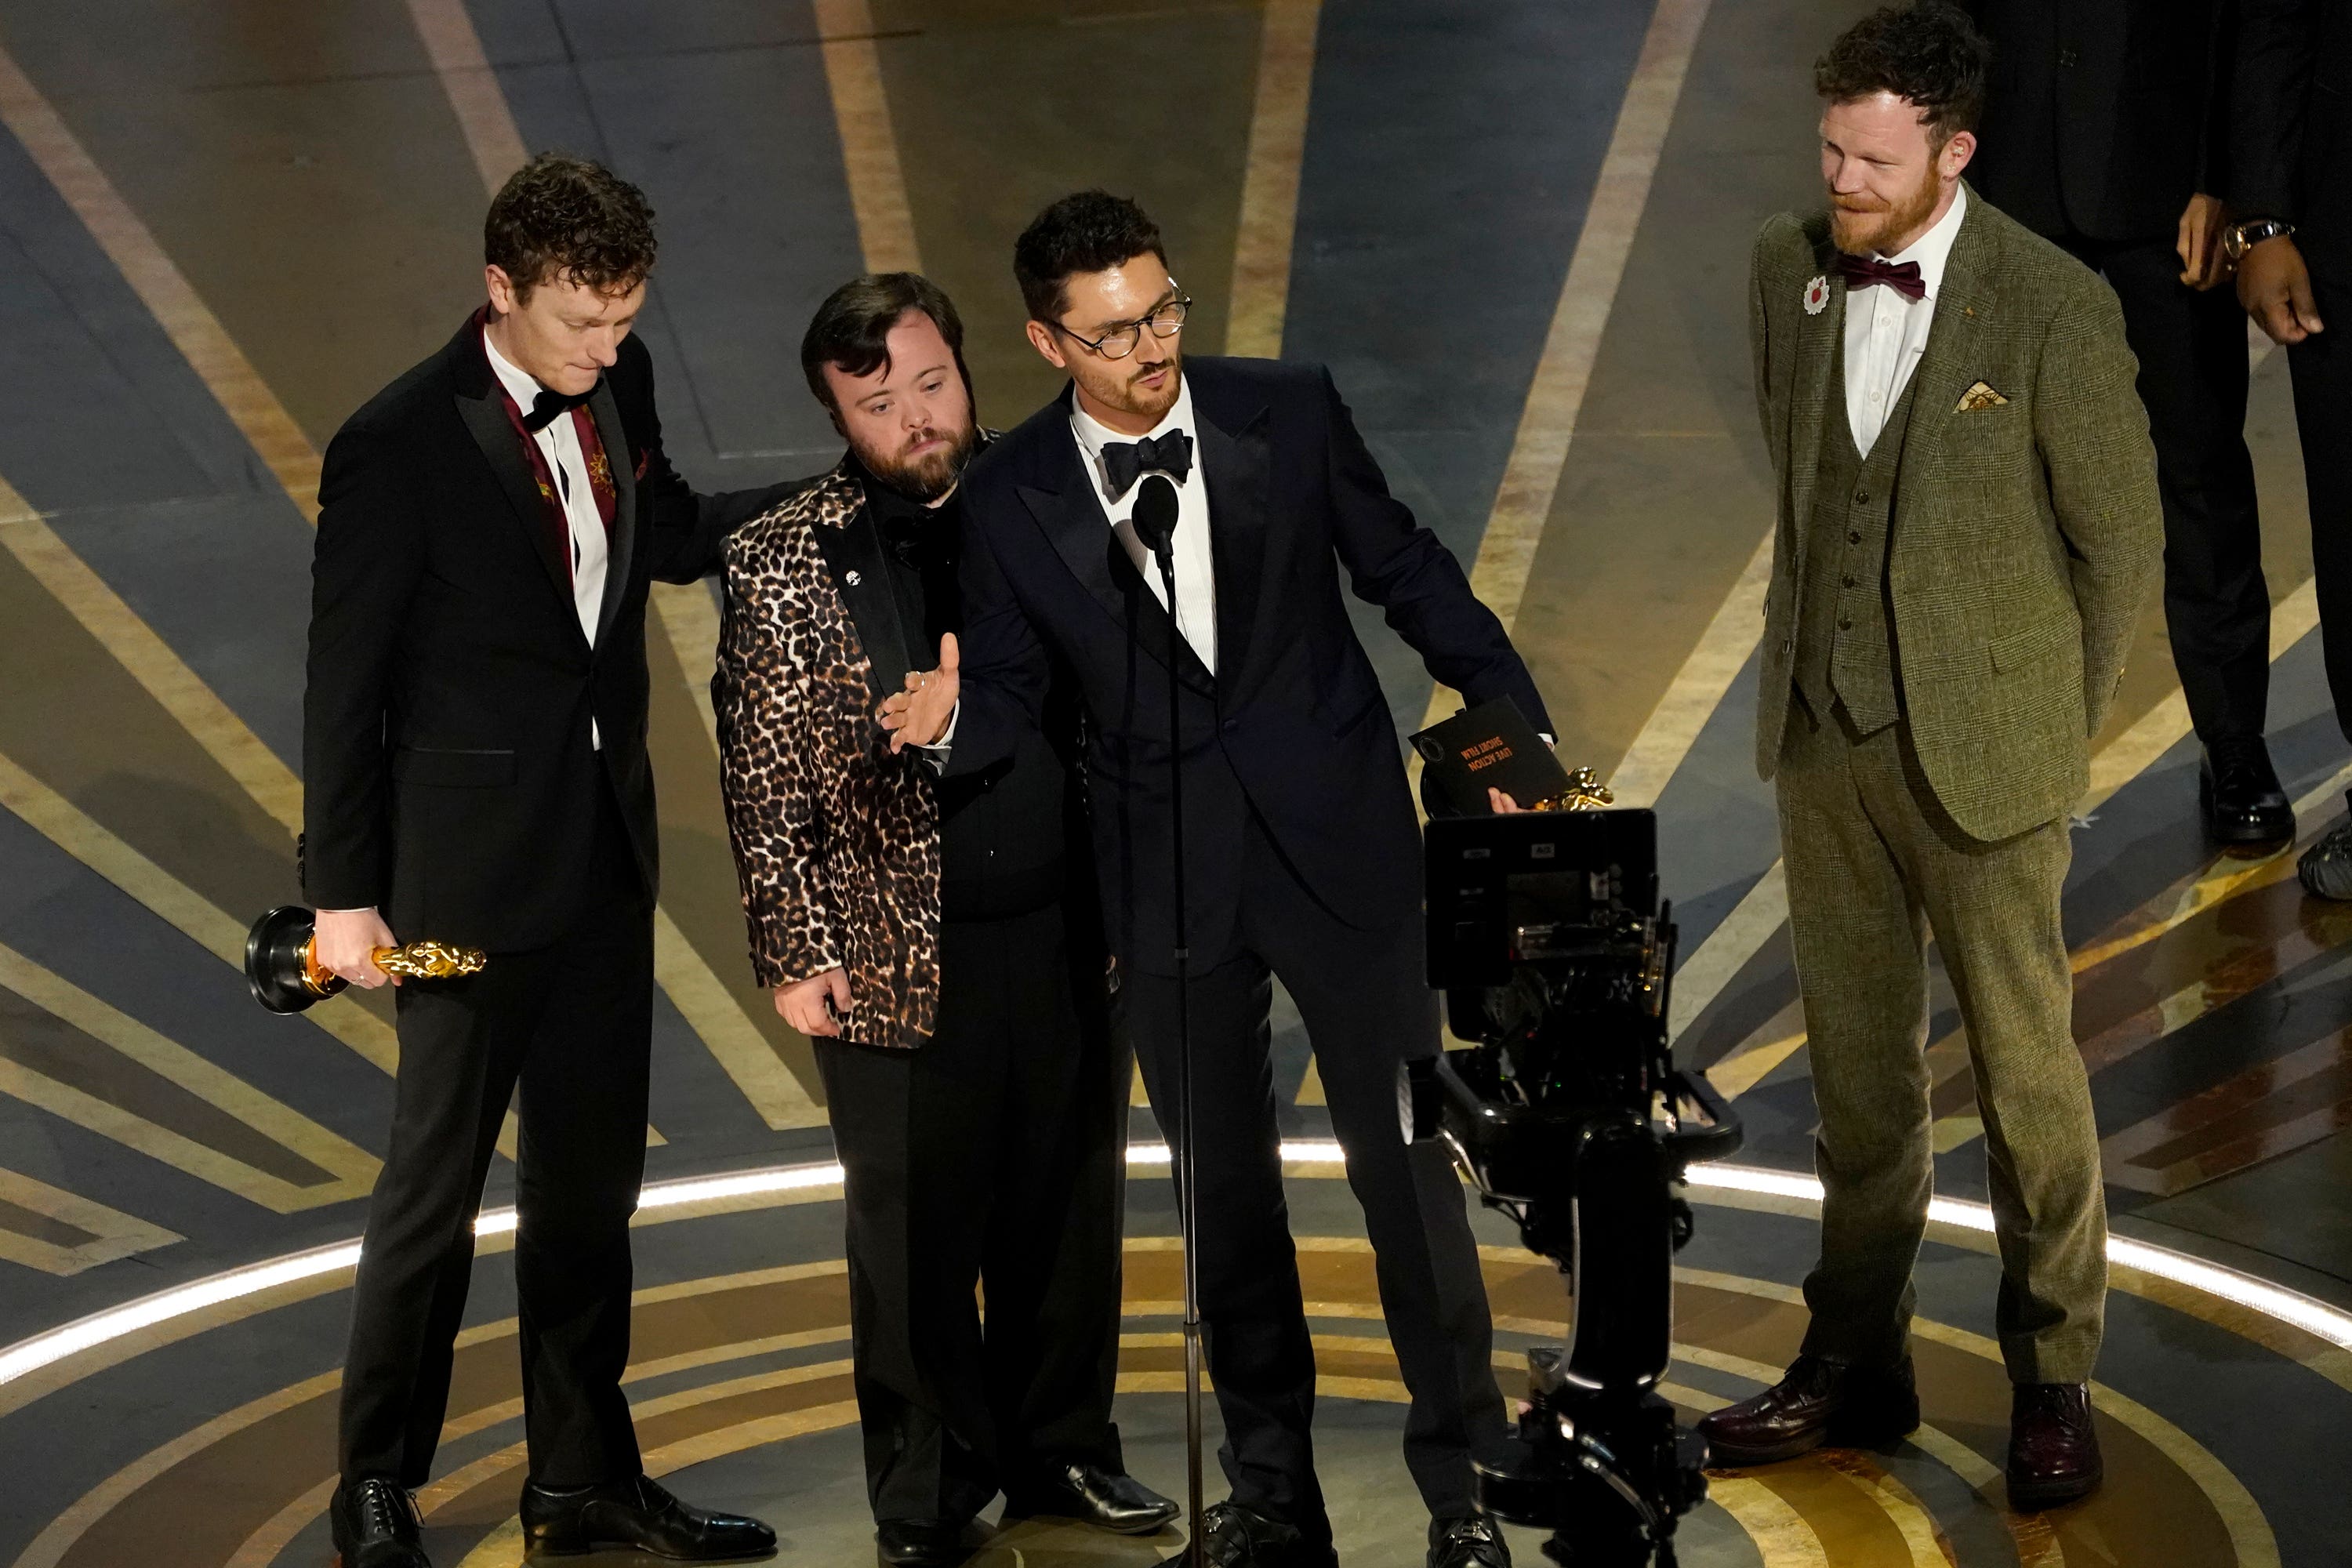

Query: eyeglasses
(1053, 296), (1190, 360)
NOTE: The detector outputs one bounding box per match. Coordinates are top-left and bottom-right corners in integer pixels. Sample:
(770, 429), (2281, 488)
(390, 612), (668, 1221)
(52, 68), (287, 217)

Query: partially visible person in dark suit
(1962, 0), (2292, 845)
(880, 191), (1545, 1568)
(2229, 0), (2352, 897)
(303, 154), (774, 1568)
(713, 273), (1174, 1568)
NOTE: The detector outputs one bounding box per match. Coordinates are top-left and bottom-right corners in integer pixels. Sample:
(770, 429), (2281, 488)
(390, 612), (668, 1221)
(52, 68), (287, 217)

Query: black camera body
(1412, 811), (1742, 1567)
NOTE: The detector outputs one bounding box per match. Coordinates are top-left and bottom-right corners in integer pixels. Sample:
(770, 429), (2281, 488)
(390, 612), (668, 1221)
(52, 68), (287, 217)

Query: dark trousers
(338, 786), (652, 1490)
(1122, 812), (1503, 1548)
(814, 900), (1130, 1526)
(2289, 267), (2352, 746)
(2058, 232), (2267, 742)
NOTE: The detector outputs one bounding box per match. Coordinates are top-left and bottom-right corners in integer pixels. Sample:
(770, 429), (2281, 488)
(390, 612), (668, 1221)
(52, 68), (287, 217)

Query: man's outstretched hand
(878, 633), (959, 752)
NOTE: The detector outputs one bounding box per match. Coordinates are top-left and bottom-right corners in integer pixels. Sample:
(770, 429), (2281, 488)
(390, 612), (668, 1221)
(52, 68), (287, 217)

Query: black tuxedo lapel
(1018, 417), (1213, 696)
(1192, 387), (1270, 692)
(814, 495), (918, 713)
(587, 376), (637, 650)
(451, 328), (583, 642)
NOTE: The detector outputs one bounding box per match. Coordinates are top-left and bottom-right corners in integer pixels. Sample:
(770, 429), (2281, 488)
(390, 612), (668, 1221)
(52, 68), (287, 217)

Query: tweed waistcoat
(1794, 349), (1921, 735)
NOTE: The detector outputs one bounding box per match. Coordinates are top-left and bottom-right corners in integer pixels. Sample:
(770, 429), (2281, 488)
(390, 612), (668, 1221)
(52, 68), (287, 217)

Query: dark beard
(858, 422), (978, 503)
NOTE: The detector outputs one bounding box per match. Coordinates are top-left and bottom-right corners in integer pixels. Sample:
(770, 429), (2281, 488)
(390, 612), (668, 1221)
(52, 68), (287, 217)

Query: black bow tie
(1100, 429), (1193, 495)
(523, 384), (596, 434)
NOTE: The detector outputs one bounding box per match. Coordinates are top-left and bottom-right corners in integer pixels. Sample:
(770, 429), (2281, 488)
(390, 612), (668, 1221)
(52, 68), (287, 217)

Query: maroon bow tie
(1836, 253), (1926, 302)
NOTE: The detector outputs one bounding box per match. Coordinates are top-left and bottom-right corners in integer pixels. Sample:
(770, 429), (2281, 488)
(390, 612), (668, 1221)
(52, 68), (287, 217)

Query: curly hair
(485, 153), (657, 301)
(1013, 191), (1167, 324)
(1815, 2), (1991, 147)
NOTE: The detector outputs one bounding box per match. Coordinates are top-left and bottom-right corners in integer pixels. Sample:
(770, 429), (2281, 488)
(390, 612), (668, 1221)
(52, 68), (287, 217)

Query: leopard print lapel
(713, 459), (942, 1047)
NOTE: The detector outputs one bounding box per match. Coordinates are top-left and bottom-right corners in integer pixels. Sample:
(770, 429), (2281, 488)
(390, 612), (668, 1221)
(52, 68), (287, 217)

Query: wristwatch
(2225, 217), (2296, 263)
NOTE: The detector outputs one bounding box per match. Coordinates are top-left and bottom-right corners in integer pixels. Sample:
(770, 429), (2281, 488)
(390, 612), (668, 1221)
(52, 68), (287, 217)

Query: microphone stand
(1148, 533), (1206, 1568)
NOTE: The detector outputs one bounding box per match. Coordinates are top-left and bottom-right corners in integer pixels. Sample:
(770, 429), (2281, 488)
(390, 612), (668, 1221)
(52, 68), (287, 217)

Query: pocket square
(1955, 380), (2009, 412)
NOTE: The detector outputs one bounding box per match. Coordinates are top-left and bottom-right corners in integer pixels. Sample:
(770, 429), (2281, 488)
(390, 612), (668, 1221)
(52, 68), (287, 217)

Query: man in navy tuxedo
(884, 191), (1548, 1568)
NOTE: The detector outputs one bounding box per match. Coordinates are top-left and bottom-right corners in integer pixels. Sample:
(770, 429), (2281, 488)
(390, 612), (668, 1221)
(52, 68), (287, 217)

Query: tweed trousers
(1776, 693), (2107, 1384)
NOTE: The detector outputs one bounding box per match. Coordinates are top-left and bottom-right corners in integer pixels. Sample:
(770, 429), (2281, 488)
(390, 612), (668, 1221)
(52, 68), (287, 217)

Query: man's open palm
(878, 633), (960, 752)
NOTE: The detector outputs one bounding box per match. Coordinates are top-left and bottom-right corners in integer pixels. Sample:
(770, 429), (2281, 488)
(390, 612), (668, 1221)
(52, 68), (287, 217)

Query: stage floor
(2, 1), (2350, 1564)
(7, 1168), (2347, 1567)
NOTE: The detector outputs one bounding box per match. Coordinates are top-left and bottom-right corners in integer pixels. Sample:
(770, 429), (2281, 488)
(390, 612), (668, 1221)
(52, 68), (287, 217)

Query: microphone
(1125, 474), (1201, 1566)
(1132, 474), (1180, 563)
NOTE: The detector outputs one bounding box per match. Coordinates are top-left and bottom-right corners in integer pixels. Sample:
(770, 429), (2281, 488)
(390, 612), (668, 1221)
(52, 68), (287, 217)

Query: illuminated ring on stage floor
(4, 1144), (2348, 1396)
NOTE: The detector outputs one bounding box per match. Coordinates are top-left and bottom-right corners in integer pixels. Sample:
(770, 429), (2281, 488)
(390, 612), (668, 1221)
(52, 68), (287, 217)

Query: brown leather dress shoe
(2007, 1383), (2102, 1508)
(1696, 1354), (1920, 1466)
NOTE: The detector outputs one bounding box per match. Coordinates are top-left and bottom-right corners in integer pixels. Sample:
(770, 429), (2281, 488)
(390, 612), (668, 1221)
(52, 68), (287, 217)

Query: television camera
(1410, 806), (1743, 1567)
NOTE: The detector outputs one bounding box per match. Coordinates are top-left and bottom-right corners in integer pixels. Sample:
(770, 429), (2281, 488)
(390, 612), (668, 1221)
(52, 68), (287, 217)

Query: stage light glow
(1673, 1163), (1820, 1203)
(1125, 1141), (1344, 1166)
(6, 1151), (2348, 1394)
(1682, 1165), (2344, 1345)
(471, 1161), (851, 1237)
(0, 1164), (859, 1389)
(1121, 1144), (2352, 1351)
(0, 1240), (362, 1389)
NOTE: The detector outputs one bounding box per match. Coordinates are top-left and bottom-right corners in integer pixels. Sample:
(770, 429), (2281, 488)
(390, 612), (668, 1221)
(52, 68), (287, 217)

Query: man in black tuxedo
(2230, 0), (2352, 898)
(884, 192), (1543, 1568)
(1962, 0), (2293, 845)
(303, 154), (773, 1568)
(712, 274), (1174, 1567)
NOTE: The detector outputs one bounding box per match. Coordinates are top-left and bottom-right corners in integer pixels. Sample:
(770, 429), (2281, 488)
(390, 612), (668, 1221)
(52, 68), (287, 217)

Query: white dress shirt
(484, 329), (608, 749)
(1842, 183), (1966, 456)
(1071, 376), (1218, 673)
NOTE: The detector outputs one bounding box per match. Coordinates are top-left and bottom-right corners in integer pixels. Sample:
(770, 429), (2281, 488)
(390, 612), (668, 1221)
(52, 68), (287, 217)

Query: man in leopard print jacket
(713, 274), (1174, 1568)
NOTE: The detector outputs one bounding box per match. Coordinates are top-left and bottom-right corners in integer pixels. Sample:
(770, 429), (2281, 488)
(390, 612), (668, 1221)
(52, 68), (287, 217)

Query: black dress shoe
(1696, 1353), (1919, 1466)
(2007, 1382), (2103, 1508)
(1171, 1501), (1338, 1568)
(876, 1518), (987, 1568)
(2201, 737), (2293, 844)
(331, 1477), (430, 1568)
(519, 1475), (775, 1560)
(1428, 1513), (1511, 1568)
(1004, 1457), (1179, 1534)
(2303, 793), (2352, 899)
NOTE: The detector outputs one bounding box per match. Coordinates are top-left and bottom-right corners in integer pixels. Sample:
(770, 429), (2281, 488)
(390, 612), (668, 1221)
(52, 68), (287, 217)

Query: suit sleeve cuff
(914, 701), (959, 770)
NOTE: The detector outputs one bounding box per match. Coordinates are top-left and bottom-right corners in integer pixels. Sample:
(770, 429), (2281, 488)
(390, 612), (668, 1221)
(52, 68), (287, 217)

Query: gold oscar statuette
(245, 906), (487, 1014)
(1530, 766), (1615, 813)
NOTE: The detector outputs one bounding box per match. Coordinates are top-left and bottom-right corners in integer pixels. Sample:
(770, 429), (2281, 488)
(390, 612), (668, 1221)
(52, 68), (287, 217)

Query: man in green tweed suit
(1697, 3), (2161, 1509)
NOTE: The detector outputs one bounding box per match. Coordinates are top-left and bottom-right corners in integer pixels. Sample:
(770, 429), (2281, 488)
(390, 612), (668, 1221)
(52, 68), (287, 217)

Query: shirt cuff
(915, 701), (959, 762)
